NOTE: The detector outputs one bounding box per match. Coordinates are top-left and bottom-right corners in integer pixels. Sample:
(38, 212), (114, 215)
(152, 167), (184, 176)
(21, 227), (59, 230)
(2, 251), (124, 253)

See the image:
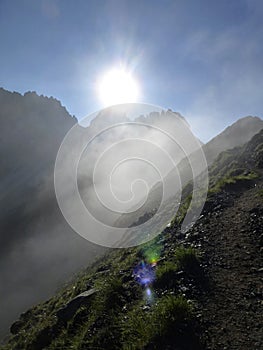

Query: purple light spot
(146, 287), (151, 297)
(133, 261), (155, 286)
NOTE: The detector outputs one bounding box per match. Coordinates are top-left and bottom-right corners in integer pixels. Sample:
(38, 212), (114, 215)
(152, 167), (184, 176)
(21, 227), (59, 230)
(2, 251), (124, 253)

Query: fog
(54, 104), (208, 247)
(0, 89), (106, 339)
(1, 89), (261, 340)
(0, 94), (206, 338)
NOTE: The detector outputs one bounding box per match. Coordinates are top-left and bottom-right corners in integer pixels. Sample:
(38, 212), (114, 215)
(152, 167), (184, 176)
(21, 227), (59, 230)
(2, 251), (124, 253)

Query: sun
(97, 67), (139, 106)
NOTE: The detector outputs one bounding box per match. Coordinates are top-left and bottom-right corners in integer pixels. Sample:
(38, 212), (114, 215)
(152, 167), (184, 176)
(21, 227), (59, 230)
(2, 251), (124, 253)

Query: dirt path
(194, 186), (263, 349)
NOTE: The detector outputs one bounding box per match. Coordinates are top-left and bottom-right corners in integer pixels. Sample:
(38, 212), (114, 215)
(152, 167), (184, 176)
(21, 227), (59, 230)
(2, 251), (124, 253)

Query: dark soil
(187, 182), (263, 349)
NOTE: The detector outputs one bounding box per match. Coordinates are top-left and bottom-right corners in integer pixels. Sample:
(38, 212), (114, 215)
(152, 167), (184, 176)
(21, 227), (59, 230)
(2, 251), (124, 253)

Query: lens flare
(133, 243), (161, 305)
(144, 287), (155, 304)
(133, 261), (155, 286)
(143, 244), (162, 266)
(146, 287), (151, 297)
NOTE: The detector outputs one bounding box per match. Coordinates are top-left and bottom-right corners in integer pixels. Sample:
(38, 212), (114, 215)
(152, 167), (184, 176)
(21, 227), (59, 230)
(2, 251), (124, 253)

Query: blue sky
(0, 0), (263, 141)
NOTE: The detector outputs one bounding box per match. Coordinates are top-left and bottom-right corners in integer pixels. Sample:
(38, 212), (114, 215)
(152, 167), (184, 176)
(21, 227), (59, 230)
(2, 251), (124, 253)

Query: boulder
(10, 320), (23, 335)
(56, 289), (97, 322)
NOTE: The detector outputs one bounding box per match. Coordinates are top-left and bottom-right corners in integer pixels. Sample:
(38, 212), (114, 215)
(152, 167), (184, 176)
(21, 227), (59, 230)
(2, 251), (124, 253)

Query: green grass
(154, 261), (178, 290)
(120, 295), (193, 349)
(93, 274), (127, 312)
(256, 188), (263, 198)
(209, 171), (259, 194)
(152, 295), (193, 336)
(175, 246), (200, 273)
(46, 290), (193, 350)
(1, 222), (204, 350)
(171, 193), (192, 225)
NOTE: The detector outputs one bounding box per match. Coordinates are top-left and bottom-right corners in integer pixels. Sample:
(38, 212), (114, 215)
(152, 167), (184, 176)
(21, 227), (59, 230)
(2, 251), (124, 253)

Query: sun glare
(97, 68), (139, 106)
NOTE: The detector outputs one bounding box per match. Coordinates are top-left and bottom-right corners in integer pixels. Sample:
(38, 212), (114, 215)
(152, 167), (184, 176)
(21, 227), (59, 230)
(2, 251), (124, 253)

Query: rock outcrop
(56, 289), (98, 322)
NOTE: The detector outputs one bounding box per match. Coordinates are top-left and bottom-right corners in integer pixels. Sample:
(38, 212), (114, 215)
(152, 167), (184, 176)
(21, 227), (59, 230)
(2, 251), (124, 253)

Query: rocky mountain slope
(186, 129), (263, 349)
(1, 126), (262, 349)
(203, 115), (263, 165)
(0, 88), (106, 339)
(115, 115), (263, 232)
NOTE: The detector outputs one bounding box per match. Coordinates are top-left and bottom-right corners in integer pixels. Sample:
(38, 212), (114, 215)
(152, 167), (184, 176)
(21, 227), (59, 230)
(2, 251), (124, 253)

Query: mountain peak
(204, 115), (263, 165)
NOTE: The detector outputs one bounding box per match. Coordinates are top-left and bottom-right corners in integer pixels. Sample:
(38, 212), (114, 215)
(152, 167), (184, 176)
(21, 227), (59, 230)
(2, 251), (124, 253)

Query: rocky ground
(185, 181), (263, 349)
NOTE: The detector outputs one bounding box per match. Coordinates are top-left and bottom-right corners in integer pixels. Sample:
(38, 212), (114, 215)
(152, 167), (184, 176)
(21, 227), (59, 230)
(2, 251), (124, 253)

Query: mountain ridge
(204, 115), (263, 164)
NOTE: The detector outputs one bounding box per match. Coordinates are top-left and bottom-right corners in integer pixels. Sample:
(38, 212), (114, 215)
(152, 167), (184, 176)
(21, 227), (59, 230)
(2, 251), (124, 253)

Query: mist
(54, 104), (208, 248)
(0, 89), (106, 339)
(0, 93), (204, 338)
(1, 88), (261, 341)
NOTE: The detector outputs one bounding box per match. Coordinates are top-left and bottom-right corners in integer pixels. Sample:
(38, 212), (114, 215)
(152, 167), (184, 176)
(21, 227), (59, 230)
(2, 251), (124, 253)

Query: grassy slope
(1, 129), (263, 350)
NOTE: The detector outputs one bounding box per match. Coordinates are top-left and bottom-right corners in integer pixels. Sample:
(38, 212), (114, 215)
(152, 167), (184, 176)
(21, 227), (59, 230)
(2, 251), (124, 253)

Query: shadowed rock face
(0, 88), (105, 339)
(56, 289), (98, 322)
(0, 88), (77, 252)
